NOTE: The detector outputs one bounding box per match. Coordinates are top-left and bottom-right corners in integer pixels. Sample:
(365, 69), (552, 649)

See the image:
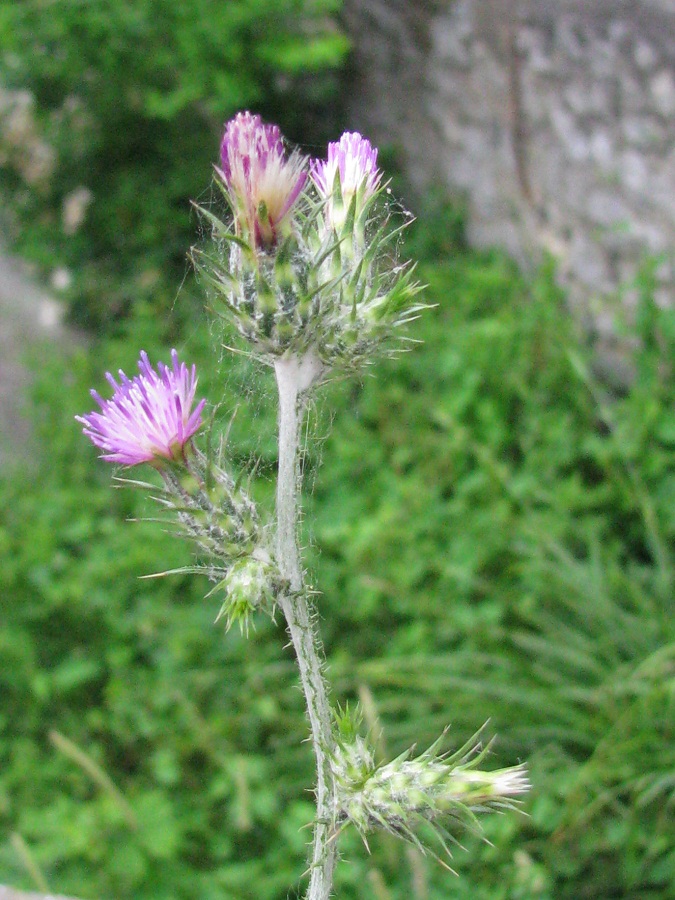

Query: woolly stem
(274, 352), (336, 900)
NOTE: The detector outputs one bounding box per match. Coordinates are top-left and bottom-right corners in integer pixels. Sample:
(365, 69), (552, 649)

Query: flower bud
(331, 722), (529, 862)
(218, 111), (307, 251)
(215, 555), (281, 634)
(311, 131), (381, 234)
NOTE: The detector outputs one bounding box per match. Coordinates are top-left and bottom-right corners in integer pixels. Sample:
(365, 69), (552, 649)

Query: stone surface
(0, 246), (80, 470)
(342, 0), (675, 330)
(0, 891), (81, 900)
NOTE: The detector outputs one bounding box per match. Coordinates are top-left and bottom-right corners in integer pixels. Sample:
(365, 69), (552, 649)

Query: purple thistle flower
(77, 350), (206, 466)
(311, 132), (381, 205)
(219, 111), (307, 249)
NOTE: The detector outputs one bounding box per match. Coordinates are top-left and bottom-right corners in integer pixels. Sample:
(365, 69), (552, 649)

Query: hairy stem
(274, 353), (336, 900)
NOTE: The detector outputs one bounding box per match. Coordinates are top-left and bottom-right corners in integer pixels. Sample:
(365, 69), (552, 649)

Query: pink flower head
(311, 132), (381, 205)
(77, 350), (206, 466)
(219, 111), (307, 249)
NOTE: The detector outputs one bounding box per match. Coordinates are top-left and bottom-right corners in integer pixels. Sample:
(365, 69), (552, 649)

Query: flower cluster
(77, 350), (281, 631)
(77, 112), (529, 891)
(193, 111), (424, 368)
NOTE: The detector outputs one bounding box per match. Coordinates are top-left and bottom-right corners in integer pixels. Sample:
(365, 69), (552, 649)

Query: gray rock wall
(0, 247), (76, 470)
(0, 890), (79, 900)
(342, 0), (675, 336)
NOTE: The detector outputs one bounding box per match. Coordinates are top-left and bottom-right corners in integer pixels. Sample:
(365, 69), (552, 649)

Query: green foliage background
(0, 0), (347, 330)
(1, 2), (674, 898)
(2, 216), (674, 898)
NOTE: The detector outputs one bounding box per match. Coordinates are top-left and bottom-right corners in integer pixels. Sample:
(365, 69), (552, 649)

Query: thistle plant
(78, 111), (529, 898)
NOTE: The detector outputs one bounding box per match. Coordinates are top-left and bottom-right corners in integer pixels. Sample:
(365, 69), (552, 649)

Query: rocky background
(0, 249), (74, 469)
(343, 0), (675, 344)
(0, 891), (74, 900)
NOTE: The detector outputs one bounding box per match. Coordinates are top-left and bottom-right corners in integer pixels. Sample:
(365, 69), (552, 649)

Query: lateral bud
(330, 712), (530, 863)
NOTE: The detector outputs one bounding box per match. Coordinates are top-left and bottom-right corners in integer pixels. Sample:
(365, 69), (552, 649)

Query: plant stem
(274, 352), (336, 900)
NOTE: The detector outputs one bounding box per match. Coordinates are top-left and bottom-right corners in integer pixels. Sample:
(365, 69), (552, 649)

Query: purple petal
(77, 351), (205, 466)
(219, 110), (308, 248)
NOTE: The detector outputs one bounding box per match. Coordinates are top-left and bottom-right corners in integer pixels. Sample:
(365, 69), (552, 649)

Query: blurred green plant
(0, 201), (674, 897)
(309, 237), (675, 898)
(0, 0), (348, 331)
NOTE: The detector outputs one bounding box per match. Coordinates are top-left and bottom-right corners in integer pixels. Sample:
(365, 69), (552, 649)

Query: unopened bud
(331, 723), (529, 863)
(215, 555), (281, 634)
